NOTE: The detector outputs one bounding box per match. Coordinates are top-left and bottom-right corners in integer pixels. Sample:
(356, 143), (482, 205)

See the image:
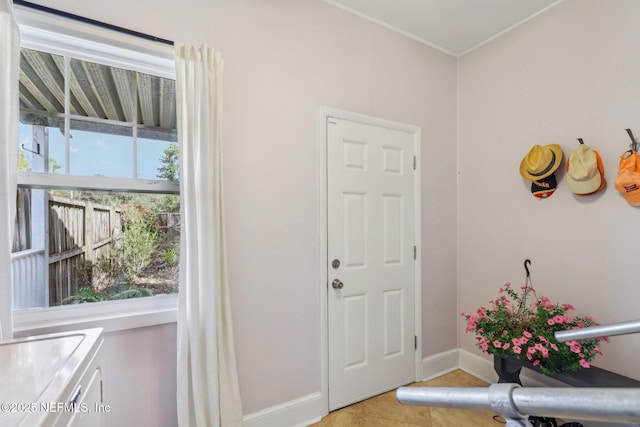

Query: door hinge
(413, 155), (416, 170)
(414, 245), (417, 260)
(414, 335), (417, 350)
(328, 117), (338, 125)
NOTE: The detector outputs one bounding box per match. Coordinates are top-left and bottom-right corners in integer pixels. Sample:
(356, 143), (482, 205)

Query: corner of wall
(422, 348), (460, 381)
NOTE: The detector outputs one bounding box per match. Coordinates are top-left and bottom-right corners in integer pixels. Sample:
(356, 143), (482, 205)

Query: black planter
(493, 354), (640, 388)
(494, 354), (547, 385)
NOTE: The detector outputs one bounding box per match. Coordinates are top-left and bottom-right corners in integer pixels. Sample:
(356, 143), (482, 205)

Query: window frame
(12, 6), (179, 335)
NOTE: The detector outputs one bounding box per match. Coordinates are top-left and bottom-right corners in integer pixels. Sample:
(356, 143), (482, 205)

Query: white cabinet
(0, 328), (104, 427)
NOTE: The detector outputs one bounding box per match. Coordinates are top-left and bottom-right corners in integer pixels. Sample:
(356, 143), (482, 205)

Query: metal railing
(11, 248), (46, 309)
(397, 320), (640, 427)
(555, 319), (640, 342)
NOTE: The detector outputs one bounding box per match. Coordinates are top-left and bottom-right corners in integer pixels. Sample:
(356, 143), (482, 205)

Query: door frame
(318, 106), (422, 416)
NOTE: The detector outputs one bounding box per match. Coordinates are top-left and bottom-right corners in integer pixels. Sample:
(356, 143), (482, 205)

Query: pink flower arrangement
(462, 283), (607, 376)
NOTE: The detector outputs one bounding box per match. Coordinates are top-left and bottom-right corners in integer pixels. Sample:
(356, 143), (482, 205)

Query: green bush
(62, 284), (154, 304)
(62, 287), (109, 304)
(121, 204), (159, 278)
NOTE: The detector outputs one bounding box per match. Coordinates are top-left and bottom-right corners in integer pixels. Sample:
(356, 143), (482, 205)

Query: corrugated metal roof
(19, 48), (176, 140)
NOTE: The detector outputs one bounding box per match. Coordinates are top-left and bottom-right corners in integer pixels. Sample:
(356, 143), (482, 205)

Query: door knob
(332, 279), (344, 289)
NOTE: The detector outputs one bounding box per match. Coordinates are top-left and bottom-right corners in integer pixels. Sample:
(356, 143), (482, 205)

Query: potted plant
(462, 283), (607, 376)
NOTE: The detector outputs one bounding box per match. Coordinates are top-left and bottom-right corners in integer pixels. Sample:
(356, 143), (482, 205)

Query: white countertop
(0, 328), (103, 426)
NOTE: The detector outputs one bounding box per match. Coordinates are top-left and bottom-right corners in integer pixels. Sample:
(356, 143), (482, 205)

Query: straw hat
(519, 144), (563, 181)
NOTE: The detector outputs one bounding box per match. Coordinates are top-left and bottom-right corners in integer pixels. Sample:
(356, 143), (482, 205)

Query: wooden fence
(48, 195), (122, 305)
(157, 212), (180, 234)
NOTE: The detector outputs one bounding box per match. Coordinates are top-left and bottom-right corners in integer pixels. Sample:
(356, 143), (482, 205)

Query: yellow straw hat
(519, 144), (563, 181)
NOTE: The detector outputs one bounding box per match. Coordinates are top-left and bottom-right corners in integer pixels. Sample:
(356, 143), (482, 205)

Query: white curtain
(0, 0), (20, 341)
(175, 43), (243, 427)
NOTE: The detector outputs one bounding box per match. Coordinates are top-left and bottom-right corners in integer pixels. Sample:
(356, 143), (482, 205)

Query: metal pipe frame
(555, 319), (640, 342)
(398, 319), (640, 426)
(397, 384), (640, 426)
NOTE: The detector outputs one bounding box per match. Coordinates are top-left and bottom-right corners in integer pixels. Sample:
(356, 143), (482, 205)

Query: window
(11, 8), (179, 330)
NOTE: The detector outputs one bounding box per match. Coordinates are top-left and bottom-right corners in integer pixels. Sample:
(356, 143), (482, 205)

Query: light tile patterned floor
(310, 370), (502, 427)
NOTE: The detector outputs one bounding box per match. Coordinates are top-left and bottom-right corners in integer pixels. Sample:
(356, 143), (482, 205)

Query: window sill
(13, 294), (178, 338)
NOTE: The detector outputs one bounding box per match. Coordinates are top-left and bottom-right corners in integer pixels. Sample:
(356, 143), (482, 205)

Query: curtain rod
(12, 0), (174, 46)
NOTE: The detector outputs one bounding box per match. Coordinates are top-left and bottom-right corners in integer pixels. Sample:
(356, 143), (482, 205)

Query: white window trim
(12, 7), (179, 335)
(14, 6), (175, 79)
(18, 172), (178, 194)
(13, 294), (178, 338)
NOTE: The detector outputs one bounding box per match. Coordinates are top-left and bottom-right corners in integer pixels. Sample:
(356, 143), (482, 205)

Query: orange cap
(615, 150), (640, 206)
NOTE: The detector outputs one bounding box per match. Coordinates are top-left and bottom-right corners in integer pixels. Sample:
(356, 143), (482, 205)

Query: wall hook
(577, 138), (584, 145)
(524, 259), (531, 278)
(625, 129), (639, 152)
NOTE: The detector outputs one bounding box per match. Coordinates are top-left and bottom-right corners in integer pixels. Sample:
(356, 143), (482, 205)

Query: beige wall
(458, 0), (640, 379)
(102, 325), (177, 426)
(20, 0), (459, 421)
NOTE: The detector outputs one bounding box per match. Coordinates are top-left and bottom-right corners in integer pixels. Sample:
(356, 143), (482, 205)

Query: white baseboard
(457, 348), (497, 383)
(243, 392), (324, 427)
(421, 348), (460, 381)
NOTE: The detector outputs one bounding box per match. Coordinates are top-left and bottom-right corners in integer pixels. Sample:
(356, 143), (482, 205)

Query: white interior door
(327, 116), (416, 410)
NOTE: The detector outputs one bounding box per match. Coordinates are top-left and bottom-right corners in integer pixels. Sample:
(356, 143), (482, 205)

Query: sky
(19, 122), (174, 180)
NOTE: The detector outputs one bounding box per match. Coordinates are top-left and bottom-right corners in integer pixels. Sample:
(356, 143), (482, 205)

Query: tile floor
(310, 370), (503, 427)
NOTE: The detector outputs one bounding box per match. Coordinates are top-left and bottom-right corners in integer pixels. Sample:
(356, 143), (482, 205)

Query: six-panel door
(327, 117), (416, 410)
